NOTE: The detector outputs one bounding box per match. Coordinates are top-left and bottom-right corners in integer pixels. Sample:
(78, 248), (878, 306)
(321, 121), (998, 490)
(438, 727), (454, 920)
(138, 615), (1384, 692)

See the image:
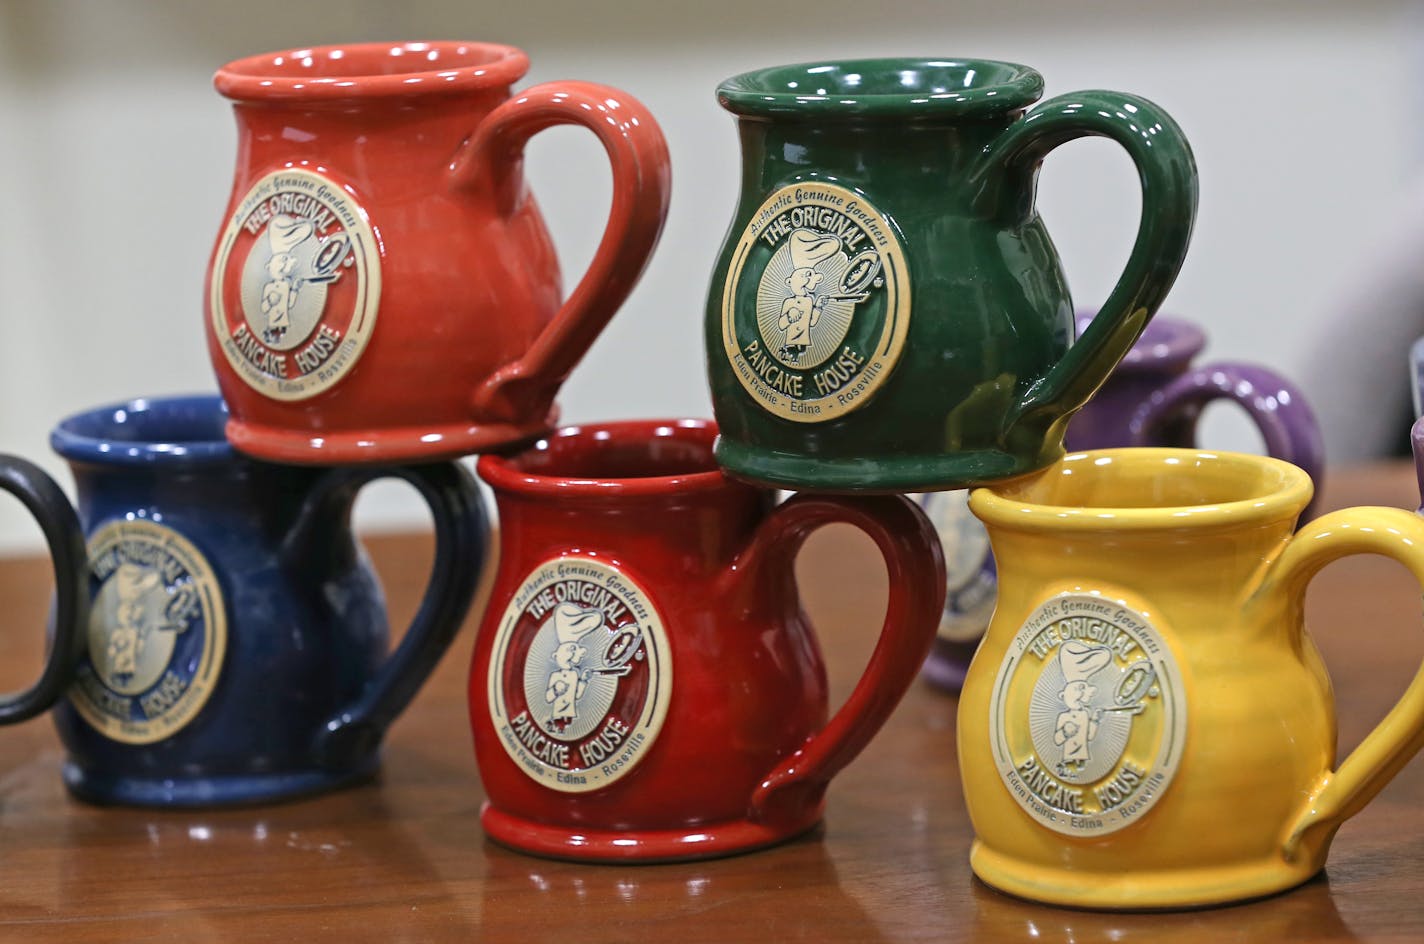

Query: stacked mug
(39, 40), (674, 806)
(2, 41), (1419, 916)
(702, 56), (1424, 911)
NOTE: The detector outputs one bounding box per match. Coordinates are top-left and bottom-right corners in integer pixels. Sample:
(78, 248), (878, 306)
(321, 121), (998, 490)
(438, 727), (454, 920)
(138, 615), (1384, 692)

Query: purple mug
(919, 313), (1324, 691)
(1411, 337), (1424, 511)
(1067, 315), (1325, 510)
(1414, 416), (1424, 513)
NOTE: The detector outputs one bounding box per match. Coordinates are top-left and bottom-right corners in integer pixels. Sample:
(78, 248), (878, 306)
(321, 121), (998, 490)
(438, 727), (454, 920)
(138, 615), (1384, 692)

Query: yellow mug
(959, 448), (1424, 909)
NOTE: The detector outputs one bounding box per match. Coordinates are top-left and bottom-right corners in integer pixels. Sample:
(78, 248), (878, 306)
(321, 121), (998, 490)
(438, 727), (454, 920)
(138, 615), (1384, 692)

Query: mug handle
(723, 494), (944, 826)
(451, 81), (672, 423)
(1127, 362), (1326, 519)
(1263, 508), (1424, 863)
(0, 456), (88, 724)
(970, 91), (1197, 431)
(289, 462), (489, 766)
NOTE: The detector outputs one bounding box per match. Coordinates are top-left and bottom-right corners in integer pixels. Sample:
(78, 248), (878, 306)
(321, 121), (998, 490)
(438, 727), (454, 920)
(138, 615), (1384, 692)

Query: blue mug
(49, 395), (488, 806)
(0, 456), (88, 723)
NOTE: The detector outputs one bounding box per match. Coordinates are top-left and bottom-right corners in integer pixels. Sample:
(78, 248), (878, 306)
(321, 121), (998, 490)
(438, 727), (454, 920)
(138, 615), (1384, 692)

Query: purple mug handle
(1411, 415), (1424, 514)
(1127, 362), (1325, 520)
(1411, 339), (1424, 513)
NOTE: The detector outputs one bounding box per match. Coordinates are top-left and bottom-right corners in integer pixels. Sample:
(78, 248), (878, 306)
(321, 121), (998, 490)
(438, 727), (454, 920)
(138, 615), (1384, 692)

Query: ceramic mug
(50, 395), (487, 806)
(917, 314), (1324, 690)
(0, 456), (88, 723)
(1067, 313), (1324, 506)
(206, 41), (671, 464)
(470, 419), (945, 861)
(706, 58), (1196, 492)
(958, 448), (1424, 909)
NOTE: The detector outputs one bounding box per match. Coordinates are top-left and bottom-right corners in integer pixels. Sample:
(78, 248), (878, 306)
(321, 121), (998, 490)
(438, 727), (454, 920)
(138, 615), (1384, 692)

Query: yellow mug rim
(969, 448), (1314, 532)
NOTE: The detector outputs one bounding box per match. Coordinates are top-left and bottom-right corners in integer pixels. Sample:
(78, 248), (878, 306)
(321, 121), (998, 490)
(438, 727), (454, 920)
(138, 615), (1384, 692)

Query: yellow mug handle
(1266, 507), (1424, 862)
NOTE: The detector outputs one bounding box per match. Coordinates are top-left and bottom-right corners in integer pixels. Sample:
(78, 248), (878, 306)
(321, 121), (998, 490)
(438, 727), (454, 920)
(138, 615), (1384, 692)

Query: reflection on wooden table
(0, 462), (1420, 940)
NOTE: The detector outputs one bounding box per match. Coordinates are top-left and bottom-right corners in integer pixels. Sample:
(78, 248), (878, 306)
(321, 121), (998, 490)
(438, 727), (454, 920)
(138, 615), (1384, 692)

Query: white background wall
(0, 0), (1419, 551)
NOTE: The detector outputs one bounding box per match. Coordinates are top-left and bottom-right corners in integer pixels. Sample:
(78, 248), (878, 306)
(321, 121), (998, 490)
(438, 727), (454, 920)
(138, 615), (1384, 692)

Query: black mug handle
(284, 462), (489, 766)
(0, 455), (88, 724)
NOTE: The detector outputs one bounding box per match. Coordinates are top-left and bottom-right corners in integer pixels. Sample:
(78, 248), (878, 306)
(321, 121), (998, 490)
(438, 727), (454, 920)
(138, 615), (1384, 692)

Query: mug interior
(983, 449), (1310, 522)
(718, 58), (1043, 117)
(215, 41), (528, 99)
(51, 395), (231, 465)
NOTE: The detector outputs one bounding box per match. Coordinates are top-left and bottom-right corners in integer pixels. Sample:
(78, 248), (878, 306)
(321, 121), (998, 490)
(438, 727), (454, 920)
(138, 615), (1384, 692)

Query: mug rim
(718, 57), (1044, 120)
(51, 394), (234, 468)
(214, 41), (530, 102)
(477, 419), (736, 499)
(970, 448), (1313, 531)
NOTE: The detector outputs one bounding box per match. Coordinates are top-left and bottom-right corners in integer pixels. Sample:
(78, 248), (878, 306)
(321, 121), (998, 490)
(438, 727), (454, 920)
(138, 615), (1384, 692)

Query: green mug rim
(717, 57), (1044, 120)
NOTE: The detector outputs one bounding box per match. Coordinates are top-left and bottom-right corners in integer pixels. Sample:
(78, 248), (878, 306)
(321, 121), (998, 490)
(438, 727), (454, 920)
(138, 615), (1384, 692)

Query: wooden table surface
(0, 463), (1422, 942)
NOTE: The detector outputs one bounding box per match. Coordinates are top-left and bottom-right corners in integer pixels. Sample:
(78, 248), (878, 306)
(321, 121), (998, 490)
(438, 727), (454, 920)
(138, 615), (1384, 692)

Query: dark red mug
(205, 42), (671, 464)
(470, 419), (945, 861)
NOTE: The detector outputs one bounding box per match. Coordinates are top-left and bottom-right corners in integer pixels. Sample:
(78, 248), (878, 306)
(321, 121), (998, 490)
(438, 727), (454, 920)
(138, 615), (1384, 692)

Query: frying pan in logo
(593, 627), (645, 678)
(308, 233), (353, 284)
(822, 250), (882, 303)
(1099, 660), (1157, 715)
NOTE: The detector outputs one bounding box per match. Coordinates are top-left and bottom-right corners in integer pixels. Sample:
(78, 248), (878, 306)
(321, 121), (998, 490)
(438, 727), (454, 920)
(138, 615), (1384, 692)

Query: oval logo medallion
(721, 181), (910, 422)
(988, 592), (1186, 836)
(209, 167), (381, 401)
(70, 520), (227, 745)
(487, 557), (672, 793)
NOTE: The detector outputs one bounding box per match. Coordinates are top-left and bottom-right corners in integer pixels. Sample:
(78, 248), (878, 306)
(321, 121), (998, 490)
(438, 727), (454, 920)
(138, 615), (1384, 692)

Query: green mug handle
(971, 90), (1198, 430)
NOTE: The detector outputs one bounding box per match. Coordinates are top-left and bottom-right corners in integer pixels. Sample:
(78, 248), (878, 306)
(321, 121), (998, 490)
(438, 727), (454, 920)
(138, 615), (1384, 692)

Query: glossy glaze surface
(705, 58), (1197, 491)
(205, 41), (671, 464)
(50, 395), (487, 806)
(471, 419), (944, 860)
(959, 448), (1424, 909)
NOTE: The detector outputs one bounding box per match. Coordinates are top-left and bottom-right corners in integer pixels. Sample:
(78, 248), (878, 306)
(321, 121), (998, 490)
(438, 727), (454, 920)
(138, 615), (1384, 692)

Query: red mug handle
(451, 81), (672, 422)
(724, 494), (945, 826)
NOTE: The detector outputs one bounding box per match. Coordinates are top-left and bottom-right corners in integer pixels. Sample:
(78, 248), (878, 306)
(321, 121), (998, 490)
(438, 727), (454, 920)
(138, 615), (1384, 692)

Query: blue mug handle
(0, 455), (88, 724)
(284, 461), (488, 766)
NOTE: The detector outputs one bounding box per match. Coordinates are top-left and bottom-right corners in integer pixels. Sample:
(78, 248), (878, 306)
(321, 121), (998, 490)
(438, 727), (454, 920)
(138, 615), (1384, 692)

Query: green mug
(705, 58), (1197, 491)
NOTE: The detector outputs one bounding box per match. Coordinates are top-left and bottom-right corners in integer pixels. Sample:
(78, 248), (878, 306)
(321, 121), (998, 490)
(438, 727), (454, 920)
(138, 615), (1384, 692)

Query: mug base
(969, 840), (1324, 910)
(61, 754), (381, 808)
(713, 437), (1054, 492)
(224, 409), (560, 465)
(480, 800), (825, 862)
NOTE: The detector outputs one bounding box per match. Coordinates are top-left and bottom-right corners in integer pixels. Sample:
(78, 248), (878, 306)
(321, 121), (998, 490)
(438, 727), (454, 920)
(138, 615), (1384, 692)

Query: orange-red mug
(205, 41), (671, 464)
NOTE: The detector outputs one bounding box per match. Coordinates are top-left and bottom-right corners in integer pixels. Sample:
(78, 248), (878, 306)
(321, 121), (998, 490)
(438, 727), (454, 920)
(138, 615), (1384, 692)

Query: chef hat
(114, 563), (161, 604)
(268, 214), (315, 255)
(787, 229), (841, 270)
(1060, 641), (1112, 684)
(553, 602), (604, 645)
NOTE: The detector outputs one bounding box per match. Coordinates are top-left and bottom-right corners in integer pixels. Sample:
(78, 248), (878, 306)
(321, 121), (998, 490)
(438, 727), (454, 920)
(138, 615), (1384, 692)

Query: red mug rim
(214, 41), (530, 102)
(477, 420), (738, 499)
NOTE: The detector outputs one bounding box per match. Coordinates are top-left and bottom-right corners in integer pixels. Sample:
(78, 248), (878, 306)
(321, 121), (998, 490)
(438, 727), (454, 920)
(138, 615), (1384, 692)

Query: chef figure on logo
(259, 215), (317, 344)
(544, 602), (605, 730)
(1054, 641), (1113, 775)
(105, 562), (163, 682)
(778, 229), (842, 363)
